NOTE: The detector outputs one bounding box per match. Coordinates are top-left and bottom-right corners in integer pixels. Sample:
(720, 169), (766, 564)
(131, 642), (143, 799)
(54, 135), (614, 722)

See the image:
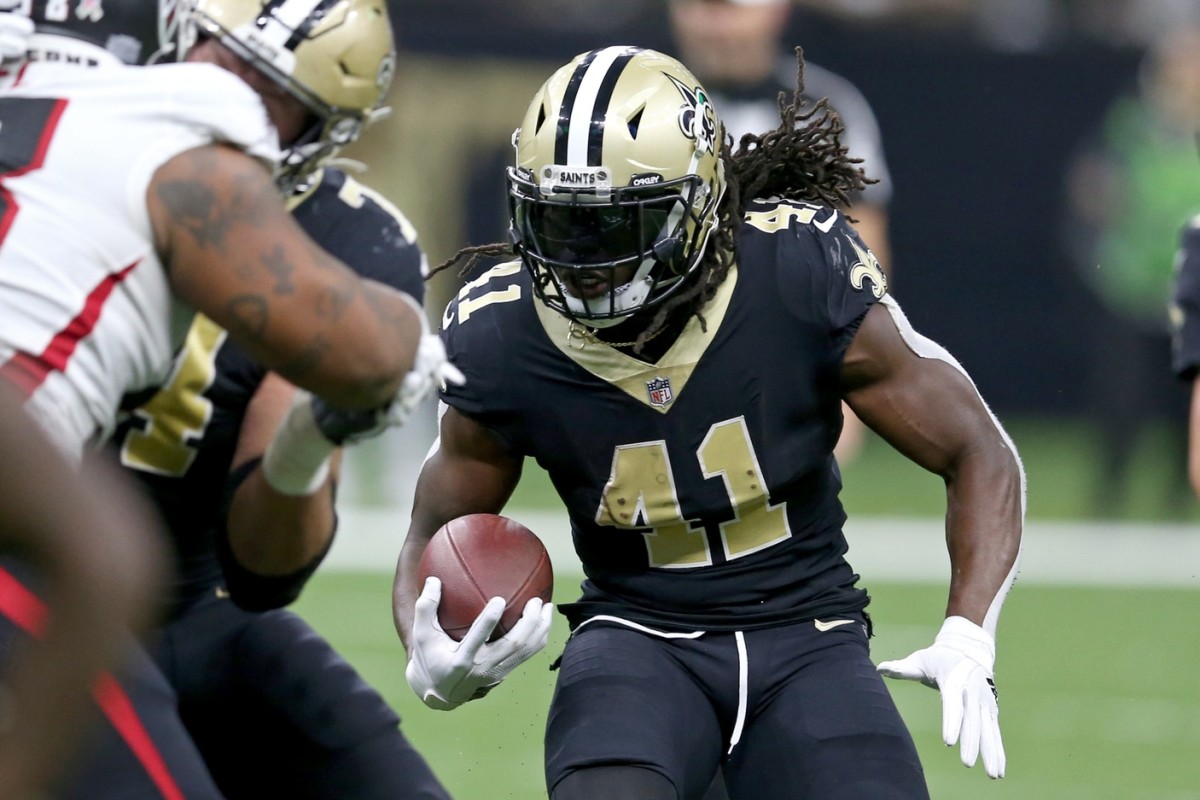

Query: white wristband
(262, 391), (336, 496)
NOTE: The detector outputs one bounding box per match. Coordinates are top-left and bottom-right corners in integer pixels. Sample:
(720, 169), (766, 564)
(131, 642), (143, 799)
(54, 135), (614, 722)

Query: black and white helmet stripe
(554, 46), (641, 167)
(510, 47), (727, 323)
(248, 0), (338, 55)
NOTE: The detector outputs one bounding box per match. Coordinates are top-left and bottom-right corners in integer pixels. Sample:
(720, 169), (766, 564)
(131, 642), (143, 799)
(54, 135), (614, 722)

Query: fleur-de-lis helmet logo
(665, 73), (718, 155)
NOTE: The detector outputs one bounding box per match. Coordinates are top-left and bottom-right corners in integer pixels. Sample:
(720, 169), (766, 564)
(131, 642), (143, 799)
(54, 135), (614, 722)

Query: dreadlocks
(428, 242), (511, 283)
(430, 47), (868, 354)
(731, 48), (870, 214)
(650, 47), (870, 339)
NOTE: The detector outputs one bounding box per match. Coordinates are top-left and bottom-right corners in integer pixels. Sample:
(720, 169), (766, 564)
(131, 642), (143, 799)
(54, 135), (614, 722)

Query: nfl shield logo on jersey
(646, 376), (673, 408)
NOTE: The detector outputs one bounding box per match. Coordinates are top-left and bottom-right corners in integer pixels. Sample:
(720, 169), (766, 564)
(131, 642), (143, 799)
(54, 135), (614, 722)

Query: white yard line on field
(329, 508), (1200, 589)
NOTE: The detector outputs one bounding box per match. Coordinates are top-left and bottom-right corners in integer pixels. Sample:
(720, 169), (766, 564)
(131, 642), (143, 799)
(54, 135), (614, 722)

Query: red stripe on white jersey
(0, 259), (141, 397)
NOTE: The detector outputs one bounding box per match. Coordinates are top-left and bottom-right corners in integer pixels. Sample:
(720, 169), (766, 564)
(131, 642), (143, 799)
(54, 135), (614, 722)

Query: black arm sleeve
(214, 457), (338, 611)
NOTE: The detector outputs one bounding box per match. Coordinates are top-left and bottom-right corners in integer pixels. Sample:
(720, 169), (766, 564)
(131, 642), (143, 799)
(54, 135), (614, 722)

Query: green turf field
(293, 571), (1200, 799)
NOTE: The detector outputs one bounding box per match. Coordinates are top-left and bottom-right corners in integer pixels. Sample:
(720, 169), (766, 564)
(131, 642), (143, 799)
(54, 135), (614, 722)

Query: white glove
(405, 576), (553, 711)
(308, 301), (464, 443)
(313, 332), (463, 439)
(877, 616), (1005, 779)
(381, 294), (464, 427)
(388, 330), (464, 426)
(0, 9), (32, 64)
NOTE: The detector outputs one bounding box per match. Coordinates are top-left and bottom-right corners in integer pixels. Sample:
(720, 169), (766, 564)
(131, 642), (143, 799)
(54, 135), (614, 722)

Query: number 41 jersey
(440, 199), (889, 633)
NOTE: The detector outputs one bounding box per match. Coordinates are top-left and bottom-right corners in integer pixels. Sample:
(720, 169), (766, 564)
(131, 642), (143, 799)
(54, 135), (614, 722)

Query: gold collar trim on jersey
(566, 319), (669, 350)
(285, 168), (323, 212)
(535, 265), (739, 413)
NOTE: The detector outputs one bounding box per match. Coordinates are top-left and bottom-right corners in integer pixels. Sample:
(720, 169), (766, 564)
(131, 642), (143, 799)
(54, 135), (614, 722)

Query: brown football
(417, 513), (554, 642)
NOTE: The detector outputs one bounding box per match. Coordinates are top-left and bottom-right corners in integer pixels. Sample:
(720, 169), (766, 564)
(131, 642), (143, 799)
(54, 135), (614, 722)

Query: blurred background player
(1062, 21), (1200, 516)
(0, 380), (167, 800)
(666, 0), (892, 264)
(1170, 214), (1200, 500)
(112, 0), (451, 796)
(0, 0), (453, 795)
(394, 46), (1021, 798)
(666, 0), (893, 465)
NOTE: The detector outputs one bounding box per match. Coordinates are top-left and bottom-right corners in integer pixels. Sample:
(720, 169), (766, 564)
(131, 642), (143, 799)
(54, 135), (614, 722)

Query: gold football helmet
(508, 46), (726, 325)
(186, 0), (395, 193)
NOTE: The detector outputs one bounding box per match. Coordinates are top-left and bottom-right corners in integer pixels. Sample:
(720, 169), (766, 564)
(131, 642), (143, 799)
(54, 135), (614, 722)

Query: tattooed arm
(147, 144), (421, 410)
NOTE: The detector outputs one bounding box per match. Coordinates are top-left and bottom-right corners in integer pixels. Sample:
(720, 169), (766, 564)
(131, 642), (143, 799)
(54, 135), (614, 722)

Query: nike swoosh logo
(814, 210), (838, 233)
(813, 618), (855, 632)
(215, 587), (231, 599)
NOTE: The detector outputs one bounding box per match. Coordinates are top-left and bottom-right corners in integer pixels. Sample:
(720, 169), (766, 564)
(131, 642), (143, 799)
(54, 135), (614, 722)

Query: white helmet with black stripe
(508, 46), (727, 326)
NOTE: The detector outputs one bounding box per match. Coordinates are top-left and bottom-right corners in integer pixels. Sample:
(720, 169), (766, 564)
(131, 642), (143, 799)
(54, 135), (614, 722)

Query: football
(417, 513), (554, 642)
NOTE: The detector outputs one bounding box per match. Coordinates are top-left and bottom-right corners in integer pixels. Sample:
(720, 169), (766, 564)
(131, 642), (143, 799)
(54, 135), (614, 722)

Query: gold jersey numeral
(119, 315), (226, 477)
(743, 202), (819, 234)
(452, 262), (523, 325)
(699, 418), (792, 559)
(596, 417), (790, 568)
(598, 440), (710, 568)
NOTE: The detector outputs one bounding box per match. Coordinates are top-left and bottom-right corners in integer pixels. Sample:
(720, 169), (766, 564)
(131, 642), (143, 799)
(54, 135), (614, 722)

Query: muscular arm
(0, 385), (166, 798)
(835, 201), (891, 465)
(841, 301), (1022, 630)
(221, 373), (341, 602)
(392, 405), (523, 652)
(148, 144), (422, 410)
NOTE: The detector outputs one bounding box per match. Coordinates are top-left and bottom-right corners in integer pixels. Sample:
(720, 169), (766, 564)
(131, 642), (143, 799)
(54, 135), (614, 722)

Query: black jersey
(440, 198), (887, 632)
(113, 169), (425, 613)
(1171, 216), (1200, 380)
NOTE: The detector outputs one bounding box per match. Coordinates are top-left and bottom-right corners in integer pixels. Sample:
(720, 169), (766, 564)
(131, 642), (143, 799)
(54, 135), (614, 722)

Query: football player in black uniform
(1170, 215), (1200, 499)
(393, 47), (1024, 799)
(106, 0), (453, 798)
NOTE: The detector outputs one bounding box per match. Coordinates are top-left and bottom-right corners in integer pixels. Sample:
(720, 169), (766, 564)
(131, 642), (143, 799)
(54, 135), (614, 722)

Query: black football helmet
(184, 0), (396, 194)
(508, 46), (726, 326)
(24, 0), (185, 65)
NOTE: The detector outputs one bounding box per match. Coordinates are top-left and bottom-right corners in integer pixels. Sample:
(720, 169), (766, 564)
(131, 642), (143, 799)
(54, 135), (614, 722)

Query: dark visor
(516, 195), (679, 266)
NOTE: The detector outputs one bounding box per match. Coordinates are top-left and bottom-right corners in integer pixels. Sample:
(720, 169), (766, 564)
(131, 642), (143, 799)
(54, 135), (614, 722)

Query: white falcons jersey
(0, 60), (280, 458)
